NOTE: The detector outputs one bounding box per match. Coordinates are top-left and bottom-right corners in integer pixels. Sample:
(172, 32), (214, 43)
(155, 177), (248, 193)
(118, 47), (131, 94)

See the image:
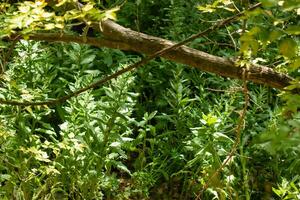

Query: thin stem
(196, 68), (250, 199)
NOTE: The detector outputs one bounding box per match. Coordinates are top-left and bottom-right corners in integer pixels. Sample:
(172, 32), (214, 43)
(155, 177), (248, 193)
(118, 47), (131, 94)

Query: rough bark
(21, 20), (293, 90)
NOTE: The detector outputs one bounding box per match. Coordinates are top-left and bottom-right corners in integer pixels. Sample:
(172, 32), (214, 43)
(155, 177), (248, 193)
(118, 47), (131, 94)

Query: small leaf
(148, 111), (158, 120)
(55, 0), (68, 7)
(114, 161), (131, 175)
(0, 174), (11, 181)
(289, 57), (300, 71)
(104, 7), (119, 20)
(260, 0), (277, 7)
(286, 25), (300, 35)
(82, 4), (94, 12)
(18, 5), (30, 13)
(110, 142), (121, 147)
(197, 5), (215, 13)
(55, 23), (64, 29)
(44, 23), (55, 30)
(269, 30), (284, 42)
(80, 54), (96, 65)
(213, 132), (234, 142)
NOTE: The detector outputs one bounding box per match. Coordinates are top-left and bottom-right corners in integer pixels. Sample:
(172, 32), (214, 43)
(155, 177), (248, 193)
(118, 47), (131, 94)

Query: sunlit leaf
(104, 7), (119, 20)
(80, 54), (96, 65)
(44, 23), (55, 30)
(18, 5), (30, 13)
(82, 4), (94, 12)
(55, 0), (68, 7)
(197, 5), (216, 13)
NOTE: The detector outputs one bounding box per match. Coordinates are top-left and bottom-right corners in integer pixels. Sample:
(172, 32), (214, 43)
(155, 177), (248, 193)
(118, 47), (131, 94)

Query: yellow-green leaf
(55, 23), (64, 29)
(18, 5), (30, 13)
(56, 0), (68, 7)
(44, 23), (55, 30)
(269, 30), (284, 42)
(286, 25), (300, 35)
(197, 5), (215, 13)
(260, 0), (277, 7)
(104, 7), (119, 20)
(82, 4), (94, 12)
(279, 38), (298, 58)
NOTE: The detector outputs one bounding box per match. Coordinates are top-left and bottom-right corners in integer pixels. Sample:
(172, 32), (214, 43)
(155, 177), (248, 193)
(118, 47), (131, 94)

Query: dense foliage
(0, 0), (300, 199)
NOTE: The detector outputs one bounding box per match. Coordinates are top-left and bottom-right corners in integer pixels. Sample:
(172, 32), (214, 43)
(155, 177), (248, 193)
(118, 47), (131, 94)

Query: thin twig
(225, 25), (237, 51)
(265, 59), (284, 68)
(0, 3), (261, 106)
(196, 41), (236, 48)
(196, 69), (249, 199)
(205, 87), (243, 93)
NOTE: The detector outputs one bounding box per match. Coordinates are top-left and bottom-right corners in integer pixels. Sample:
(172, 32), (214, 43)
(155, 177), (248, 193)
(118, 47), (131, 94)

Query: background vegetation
(0, 0), (300, 199)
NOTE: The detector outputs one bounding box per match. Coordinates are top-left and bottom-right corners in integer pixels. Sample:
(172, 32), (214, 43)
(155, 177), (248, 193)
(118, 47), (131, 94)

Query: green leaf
(213, 132), (234, 142)
(289, 57), (300, 71)
(286, 25), (300, 35)
(197, 5), (216, 13)
(279, 38), (298, 58)
(0, 174), (11, 181)
(272, 187), (285, 197)
(103, 55), (113, 66)
(282, 0), (300, 11)
(260, 0), (277, 7)
(80, 54), (96, 65)
(113, 161), (131, 175)
(104, 7), (119, 20)
(269, 30), (284, 42)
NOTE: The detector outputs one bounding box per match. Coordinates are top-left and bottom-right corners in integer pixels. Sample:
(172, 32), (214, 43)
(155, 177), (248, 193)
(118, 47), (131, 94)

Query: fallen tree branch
(0, 3), (295, 106)
(13, 25), (293, 90)
(97, 20), (292, 90)
(27, 26), (292, 90)
(7, 3), (292, 90)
